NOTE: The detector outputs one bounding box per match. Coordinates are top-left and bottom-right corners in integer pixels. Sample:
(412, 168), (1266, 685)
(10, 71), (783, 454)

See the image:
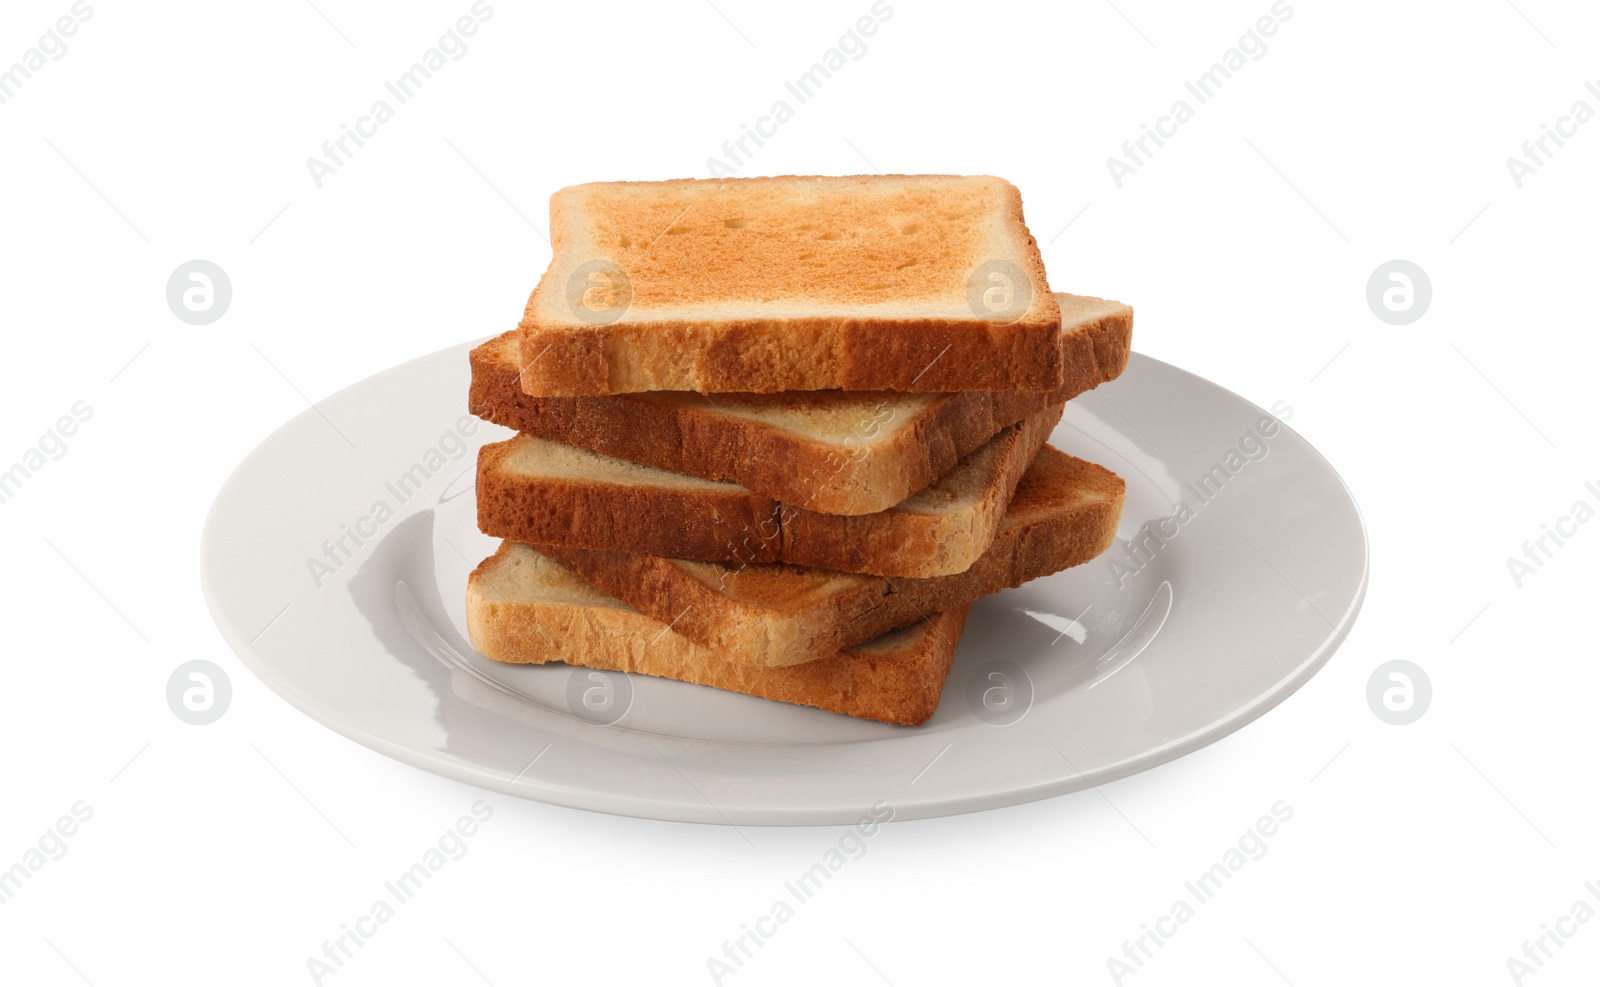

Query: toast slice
(475, 400), (1062, 577)
(519, 175), (1062, 395)
(467, 542), (969, 725)
(537, 446), (1125, 667)
(473, 292), (1132, 515)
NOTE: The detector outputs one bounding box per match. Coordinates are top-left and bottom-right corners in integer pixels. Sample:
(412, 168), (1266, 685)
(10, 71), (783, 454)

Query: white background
(2, 0), (1597, 984)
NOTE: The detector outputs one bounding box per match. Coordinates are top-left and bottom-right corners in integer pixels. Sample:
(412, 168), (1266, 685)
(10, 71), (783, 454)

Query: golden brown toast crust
(466, 543), (970, 726)
(470, 293), (1132, 514)
(777, 402), (1062, 575)
(544, 176), (1034, 309)
(519, 313), (1064, 395)
(518, 175), (1063, 395)
(535, 447), (1126, 667)
(474, 402), (1063, 577)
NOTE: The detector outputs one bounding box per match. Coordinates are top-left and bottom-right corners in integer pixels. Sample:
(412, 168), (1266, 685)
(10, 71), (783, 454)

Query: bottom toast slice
(467, 541), (969, 726)
(538, 446), (1125, 668)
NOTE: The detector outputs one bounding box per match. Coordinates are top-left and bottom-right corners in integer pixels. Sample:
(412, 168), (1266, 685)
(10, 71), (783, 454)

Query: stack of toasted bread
(465, 175), (1132, 725)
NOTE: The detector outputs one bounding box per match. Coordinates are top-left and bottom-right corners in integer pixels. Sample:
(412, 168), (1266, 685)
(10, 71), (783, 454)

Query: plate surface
(201, 343), (1367, 825)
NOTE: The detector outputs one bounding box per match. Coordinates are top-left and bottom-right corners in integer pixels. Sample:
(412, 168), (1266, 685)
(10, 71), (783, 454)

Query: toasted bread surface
(476, 401), (1062, 577)
(536, 447), (1125, 667)
(519, 175), (1062, 395)
(471, 292), (1132, 514)
(467, 542), (968, 725)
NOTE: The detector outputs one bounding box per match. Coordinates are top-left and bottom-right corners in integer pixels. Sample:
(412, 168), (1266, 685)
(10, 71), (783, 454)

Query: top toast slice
(519, 174), (1062, 395)
(473, 292), (1132, 515)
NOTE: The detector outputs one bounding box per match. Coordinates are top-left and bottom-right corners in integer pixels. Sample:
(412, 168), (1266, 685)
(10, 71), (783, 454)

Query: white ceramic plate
(201, 343), (1367, 825)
